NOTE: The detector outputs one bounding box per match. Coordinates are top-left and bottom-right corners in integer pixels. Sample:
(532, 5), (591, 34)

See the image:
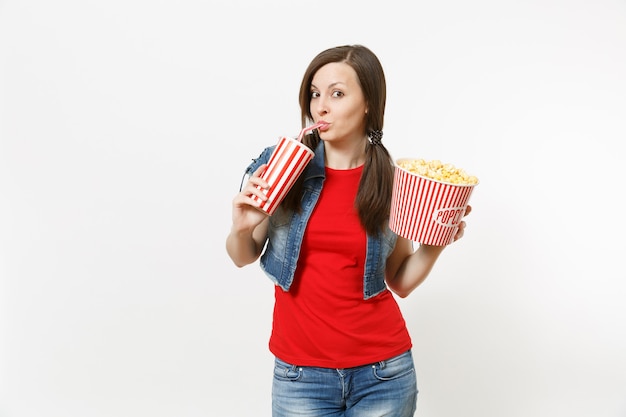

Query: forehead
(311, 62), (360, 88)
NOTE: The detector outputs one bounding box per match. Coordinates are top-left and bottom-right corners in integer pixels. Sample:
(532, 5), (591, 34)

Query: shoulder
(245, 145), (276, 175)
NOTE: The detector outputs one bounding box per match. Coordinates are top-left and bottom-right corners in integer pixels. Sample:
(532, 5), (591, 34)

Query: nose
(314, 95), (328, 117)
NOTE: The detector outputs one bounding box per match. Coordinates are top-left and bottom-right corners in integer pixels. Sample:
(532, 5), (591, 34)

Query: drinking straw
(296, 121), (327, 141)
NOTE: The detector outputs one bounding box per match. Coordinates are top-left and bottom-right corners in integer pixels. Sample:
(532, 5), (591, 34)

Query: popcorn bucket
(251, 136), (314, 215)
(389, 158), (478, 246)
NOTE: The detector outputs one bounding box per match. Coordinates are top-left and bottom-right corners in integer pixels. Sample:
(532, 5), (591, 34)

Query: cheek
(342, 101), (366, 119)
(347, 107), (367, 128)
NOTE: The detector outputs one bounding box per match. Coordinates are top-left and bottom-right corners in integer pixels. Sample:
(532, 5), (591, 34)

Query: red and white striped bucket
(389, 161), (477, 245)
(252, 136), (314, 215)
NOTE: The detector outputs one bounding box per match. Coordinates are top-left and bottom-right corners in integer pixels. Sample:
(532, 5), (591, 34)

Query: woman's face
(310, 62), (368, 144)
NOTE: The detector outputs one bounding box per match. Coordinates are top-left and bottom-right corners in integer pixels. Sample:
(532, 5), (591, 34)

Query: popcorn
(397, 158), (479, 185)
(390, 157), (479, 245)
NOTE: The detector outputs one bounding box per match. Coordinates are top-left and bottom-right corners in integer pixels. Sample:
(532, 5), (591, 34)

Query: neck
(323, 140), (367, 170)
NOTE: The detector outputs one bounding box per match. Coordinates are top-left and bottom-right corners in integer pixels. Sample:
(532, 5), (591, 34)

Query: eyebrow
(310, 81), (347, 90)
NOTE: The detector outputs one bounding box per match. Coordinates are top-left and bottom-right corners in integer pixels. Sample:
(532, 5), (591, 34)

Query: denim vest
(244, 141), (398, 300)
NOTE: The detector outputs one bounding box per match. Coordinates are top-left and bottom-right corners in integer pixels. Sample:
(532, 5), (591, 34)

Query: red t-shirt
(269, 165), (412, 368)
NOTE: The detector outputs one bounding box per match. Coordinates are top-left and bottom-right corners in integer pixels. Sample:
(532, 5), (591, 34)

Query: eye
(310, 91), (320, 99)
(332, 90), (344, 98)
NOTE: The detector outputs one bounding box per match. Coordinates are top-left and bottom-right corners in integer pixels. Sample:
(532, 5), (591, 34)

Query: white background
(1, 1), (625, 416)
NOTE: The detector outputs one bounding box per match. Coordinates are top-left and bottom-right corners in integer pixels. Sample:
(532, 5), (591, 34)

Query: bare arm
(385, 205), (472, 298)
(225, 165), (271, 267)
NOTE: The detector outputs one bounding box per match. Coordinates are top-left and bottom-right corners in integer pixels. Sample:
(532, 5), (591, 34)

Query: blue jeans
(272, 350), (418, 417)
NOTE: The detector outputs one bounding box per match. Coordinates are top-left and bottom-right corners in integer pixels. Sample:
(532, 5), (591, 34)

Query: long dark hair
(282, 44), (395, 236)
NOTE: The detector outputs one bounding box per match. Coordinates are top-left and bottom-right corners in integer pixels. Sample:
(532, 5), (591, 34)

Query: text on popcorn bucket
(433, 207), (466, 227)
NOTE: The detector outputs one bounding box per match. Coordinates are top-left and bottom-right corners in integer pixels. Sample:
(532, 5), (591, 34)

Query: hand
(231, 165), (270, 232)
(452, 205), (472, 242)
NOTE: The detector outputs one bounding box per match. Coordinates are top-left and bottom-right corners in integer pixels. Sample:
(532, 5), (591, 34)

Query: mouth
(317, 121), (330, 132)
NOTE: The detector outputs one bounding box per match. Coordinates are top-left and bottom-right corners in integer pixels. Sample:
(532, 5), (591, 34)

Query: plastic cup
(251, 136), (314, 215)
(389, 158), (478, 246)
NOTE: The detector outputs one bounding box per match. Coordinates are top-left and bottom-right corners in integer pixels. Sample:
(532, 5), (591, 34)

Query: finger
(247, 166), (269, 190)
(243, 180), (269, 201)
(237, 186), (267, 207)
(252, 164), (268, 178)
(454, 221), (466, 241)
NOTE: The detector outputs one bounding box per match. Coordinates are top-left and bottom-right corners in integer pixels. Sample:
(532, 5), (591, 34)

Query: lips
(317, 121), (330, 131)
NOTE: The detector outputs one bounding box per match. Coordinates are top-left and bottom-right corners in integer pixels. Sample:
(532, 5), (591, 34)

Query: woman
(226, 44), (470, 417)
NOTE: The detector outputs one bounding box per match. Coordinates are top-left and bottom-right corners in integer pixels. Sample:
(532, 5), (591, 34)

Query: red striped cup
(252, 136), (314, 215)
(389, 158), (477, 246)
